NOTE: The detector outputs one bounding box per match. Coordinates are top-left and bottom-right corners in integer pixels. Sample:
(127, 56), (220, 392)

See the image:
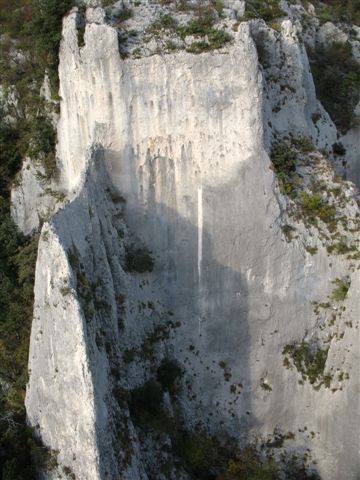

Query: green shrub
(213, 0), (224, 16)
(208, 28), (232, 49)
(331, 277), (351, 301)
(245, 0), (285, 22)
(129, 380), (164, 424)
(0, 220), (39, 478)
(327, 240), (354, 255)
(220, 446), (279, 480)
(147, 12), (177, 34)
(271, 142), (297, 176)
(177, 5), (216, 38)
(186, 40), (212, 53)
(283, 342), (330, 386)
(332, 142), (346, 156)
(157, 358), (183, 394)
(292, 136), (314, 154)
(174, 431), (229, 478)
(60, 286), (71, 296)
(299, 192), (337, 228)
(281, 224), (296, 242)
(124, 245), (154, 273)
(270, 141), (297, 195)
(185, 28), (232, 53)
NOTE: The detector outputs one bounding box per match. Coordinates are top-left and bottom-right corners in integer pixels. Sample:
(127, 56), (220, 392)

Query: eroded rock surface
(21, 2), (360, 479)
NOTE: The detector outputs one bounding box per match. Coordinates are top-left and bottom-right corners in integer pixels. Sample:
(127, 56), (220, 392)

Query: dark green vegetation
(270, 138), (357, 243)
(0, 0), (75, 179)
(283, 342), (331, 388)
(177, 5), (231, 52)
(0, 203), (41, 479)
(124, 245), (154, 273)
(128, 358), (183, 425)
(185, 29), (231, 53)
(270, 141), (297, 196)
(0, 0), (73, 92)
(309, 41), (360, 133)
(331, 277), (351, 302)
(0, 1), (75, 477)
(270, 138), (318, 197)
(129, 379), (164, 424)
(128, 370), (319, 479)
(0, 123), (45, 478)
(244, 0), (285, 22)
(313, 0), (360, 26)
(157, 358), (184, 395)
(299, 192), (337, 230)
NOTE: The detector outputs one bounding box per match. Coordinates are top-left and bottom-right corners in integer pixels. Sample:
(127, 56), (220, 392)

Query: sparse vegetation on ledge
(271, 136), (360, 257)
(283, 341), (331, 389)
(244, 0), (285, 22)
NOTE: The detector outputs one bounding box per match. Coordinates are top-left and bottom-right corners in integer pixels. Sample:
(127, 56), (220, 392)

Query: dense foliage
(0, 124), (41, 479)
(309, 41), (360, 133)
(314, 0), (360, 26)
(0, 1), (74, 478)
(0, 0), (73, 91)
(0, 0), (74, 179)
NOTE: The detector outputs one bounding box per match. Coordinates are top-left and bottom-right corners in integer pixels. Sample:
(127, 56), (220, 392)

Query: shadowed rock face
(24, 5), (360, 480)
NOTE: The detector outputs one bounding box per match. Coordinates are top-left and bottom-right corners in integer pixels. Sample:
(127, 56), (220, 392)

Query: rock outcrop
(18, 2), (360, 479)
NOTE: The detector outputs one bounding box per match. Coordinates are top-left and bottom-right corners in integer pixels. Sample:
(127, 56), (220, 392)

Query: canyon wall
(22, 3), (360, 479)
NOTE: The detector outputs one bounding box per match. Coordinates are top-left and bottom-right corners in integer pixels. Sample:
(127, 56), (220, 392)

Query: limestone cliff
(12, 1), (360, 479)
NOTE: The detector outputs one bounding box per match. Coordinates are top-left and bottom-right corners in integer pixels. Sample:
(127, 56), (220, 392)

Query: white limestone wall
(26, 223), (100, 479)
(25, 6), (360, 480)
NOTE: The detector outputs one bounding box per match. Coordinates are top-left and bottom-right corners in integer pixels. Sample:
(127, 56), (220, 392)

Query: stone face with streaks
(20, 3), (360, 480)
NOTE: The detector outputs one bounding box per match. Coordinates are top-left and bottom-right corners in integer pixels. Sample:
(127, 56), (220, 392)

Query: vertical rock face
(27, 219), (100, 479)
(24, 4), (360, 480)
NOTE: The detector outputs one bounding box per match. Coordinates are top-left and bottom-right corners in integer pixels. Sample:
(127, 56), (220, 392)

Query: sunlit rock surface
(21, 3), (360, 479)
